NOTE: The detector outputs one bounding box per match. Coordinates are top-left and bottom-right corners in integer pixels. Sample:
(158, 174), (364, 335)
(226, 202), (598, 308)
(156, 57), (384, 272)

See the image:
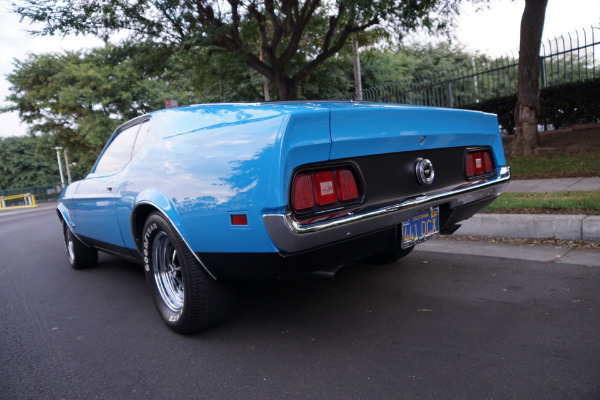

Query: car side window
(94, 124), (141, 174)
(131, 121), (150, 157)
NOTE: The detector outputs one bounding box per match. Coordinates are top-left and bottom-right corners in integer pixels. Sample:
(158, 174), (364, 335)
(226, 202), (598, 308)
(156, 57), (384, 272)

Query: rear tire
(362, 246), (414, 265)
(62, 221), (98, 269)
(142, 212), (234, 334)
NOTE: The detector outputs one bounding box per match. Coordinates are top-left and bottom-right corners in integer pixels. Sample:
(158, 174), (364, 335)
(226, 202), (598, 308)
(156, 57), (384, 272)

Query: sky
(1, 0), (599, 138)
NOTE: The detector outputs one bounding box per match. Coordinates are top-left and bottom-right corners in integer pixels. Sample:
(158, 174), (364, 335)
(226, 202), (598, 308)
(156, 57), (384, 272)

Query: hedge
(459, 77), (600, 133)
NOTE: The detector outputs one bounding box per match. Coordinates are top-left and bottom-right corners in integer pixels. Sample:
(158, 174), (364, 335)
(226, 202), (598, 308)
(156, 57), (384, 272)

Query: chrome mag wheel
(62, 220), (98, 269)
(66, 229), (76, 263)
(143, 212), (234, 334)
(152, 231), (185, 312)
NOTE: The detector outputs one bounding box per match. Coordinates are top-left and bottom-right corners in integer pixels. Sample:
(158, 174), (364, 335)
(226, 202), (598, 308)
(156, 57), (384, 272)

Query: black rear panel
(346, 146), (491, 211)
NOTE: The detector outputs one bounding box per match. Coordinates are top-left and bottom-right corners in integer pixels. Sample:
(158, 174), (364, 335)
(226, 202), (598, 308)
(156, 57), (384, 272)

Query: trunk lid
(328, 104), (506, 167)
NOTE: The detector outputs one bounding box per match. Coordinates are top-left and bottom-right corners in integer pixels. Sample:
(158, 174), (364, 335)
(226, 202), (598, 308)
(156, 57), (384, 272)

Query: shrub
(459, 78), (600, 133)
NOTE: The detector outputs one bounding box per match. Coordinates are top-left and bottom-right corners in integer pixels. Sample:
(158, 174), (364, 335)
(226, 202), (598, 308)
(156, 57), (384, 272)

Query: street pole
(55, 146), (65, 189)
(352, 34), (363, 101)
(63, 148), (72, 184)
(259, 36), (270, 101)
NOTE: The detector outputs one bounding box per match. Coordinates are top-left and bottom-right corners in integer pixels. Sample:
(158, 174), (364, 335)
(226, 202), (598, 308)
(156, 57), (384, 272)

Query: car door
(71, 122), (143, 247)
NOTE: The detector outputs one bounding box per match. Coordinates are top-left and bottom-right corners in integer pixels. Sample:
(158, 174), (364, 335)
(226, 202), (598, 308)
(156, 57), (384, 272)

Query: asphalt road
(1, 208), (599, 400)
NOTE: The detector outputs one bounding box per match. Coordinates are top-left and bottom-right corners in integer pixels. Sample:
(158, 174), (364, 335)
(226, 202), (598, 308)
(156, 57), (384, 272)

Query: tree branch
(292, 16), (378, 84)
(278, 0), (319, 65)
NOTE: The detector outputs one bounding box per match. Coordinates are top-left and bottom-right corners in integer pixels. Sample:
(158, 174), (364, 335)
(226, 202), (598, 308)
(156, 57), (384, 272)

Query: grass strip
(507, 150), (600, 179)
(483, 190), (600, 215)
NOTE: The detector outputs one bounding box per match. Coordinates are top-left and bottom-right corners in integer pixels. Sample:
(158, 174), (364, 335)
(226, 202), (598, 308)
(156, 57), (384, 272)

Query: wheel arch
(131, 202), (160, 254)
(130, 198), (218, 280)
(56, 202), (70, 225)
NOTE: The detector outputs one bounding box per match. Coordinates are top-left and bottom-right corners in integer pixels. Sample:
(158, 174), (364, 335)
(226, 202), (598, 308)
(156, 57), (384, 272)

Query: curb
(455, 213), (600, 243)
(0, 202), (58, 217)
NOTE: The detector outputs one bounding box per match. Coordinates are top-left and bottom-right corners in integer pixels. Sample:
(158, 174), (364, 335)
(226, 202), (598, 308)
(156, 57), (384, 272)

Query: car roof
(147, 101), (435, 116)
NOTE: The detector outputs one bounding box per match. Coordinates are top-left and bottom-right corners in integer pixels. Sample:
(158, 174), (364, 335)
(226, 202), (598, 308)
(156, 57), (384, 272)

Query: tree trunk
(510, 0), (548, 157)
(276, 77), (299, 100)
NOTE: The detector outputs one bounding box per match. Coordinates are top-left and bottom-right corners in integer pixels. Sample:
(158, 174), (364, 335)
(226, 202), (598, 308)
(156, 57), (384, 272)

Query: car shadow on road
(223, 259), (411, 337)
(88, 250), (414, 339)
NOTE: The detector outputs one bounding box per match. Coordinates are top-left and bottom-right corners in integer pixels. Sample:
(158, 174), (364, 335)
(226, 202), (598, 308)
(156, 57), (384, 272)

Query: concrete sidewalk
(505, 177), (600, 193)
(417, 236), (600, 267)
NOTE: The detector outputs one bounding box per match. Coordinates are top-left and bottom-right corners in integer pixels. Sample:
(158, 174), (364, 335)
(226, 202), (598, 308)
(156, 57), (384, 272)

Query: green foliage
(361, 42), (478, 87)
(460, 93), (518, 132)
(483, 191), (600, 215)
(0, 135), (60, 189)
(332, 42), (496, 103)
(540, 78), (600, 129)
(460, 78), (600, 132)
(2, 42), (199, 171)
(183, 49), (267, 102)
(14, 0), (461, 99)
(508, 149), (600, 179)
(299, 42), (485, 100)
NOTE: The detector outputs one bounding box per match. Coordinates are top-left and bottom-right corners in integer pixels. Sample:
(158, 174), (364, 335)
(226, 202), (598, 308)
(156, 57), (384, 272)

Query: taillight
(466, 153), (475, 177)
(292, 174), (314, 211)
(466, 150), (494, 178)
(336, 169), (359, 201)
(483, 152), (493, 172)
(313, 171), (337, 206)
(291, 167), (360, 214)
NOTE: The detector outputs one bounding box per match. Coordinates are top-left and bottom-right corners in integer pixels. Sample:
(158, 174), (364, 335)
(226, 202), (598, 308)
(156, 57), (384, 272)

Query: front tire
(62, 221), (98, 269)
(142, 213), (234, 334)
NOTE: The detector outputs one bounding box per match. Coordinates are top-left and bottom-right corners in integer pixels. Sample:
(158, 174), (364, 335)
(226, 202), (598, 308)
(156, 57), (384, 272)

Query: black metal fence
(334, 26), (600, 107)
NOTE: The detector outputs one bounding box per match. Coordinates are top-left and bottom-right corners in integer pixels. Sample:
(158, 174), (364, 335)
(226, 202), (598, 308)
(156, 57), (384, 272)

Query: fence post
(540, 56), (547, 88)
(447, 82), (453, 107)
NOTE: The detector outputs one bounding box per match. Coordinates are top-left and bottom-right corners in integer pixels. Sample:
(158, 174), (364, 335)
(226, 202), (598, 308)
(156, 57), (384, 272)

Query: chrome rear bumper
(263, 166), (510, 253)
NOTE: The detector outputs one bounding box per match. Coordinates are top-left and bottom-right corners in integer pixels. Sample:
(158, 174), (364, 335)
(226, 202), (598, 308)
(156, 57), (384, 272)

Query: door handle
(106, 183), (115, 192)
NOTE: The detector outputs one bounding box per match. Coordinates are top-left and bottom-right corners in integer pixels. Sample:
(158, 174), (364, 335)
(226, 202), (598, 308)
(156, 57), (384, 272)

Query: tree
(14, 0), (461, 100)
(2, 42), (198, 171)
(359, 42), (482, 88)
(510, 0), (548, 156)
(0, 135), (60, 189)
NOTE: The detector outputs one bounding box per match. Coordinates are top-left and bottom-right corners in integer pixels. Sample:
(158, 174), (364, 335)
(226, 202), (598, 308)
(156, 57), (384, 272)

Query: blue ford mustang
(57, 101), (510, 334)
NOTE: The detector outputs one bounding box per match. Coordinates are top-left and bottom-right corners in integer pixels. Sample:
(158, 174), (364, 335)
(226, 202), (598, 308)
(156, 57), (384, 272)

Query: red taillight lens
(483, 152), (493, 173)
(466, 153), (475, 177)
(336, 169), (358, 201)
(474, 152), (485, 175)
(313, 171), (337, 206)
(292, 174), (314, 211)
(466, 150), (494, 178)
(292, 167), (361, 214)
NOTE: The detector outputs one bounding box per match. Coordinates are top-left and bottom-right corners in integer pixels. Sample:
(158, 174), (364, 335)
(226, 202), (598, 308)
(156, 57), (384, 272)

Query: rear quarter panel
(124, 104), (332, 254)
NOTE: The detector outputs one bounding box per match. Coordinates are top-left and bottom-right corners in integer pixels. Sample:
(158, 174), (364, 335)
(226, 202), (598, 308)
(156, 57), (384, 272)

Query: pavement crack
(550, 247), (575, 263)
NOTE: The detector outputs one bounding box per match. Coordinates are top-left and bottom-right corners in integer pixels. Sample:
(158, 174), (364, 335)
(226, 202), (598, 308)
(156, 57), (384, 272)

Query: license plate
(401, 207), (439, 248)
